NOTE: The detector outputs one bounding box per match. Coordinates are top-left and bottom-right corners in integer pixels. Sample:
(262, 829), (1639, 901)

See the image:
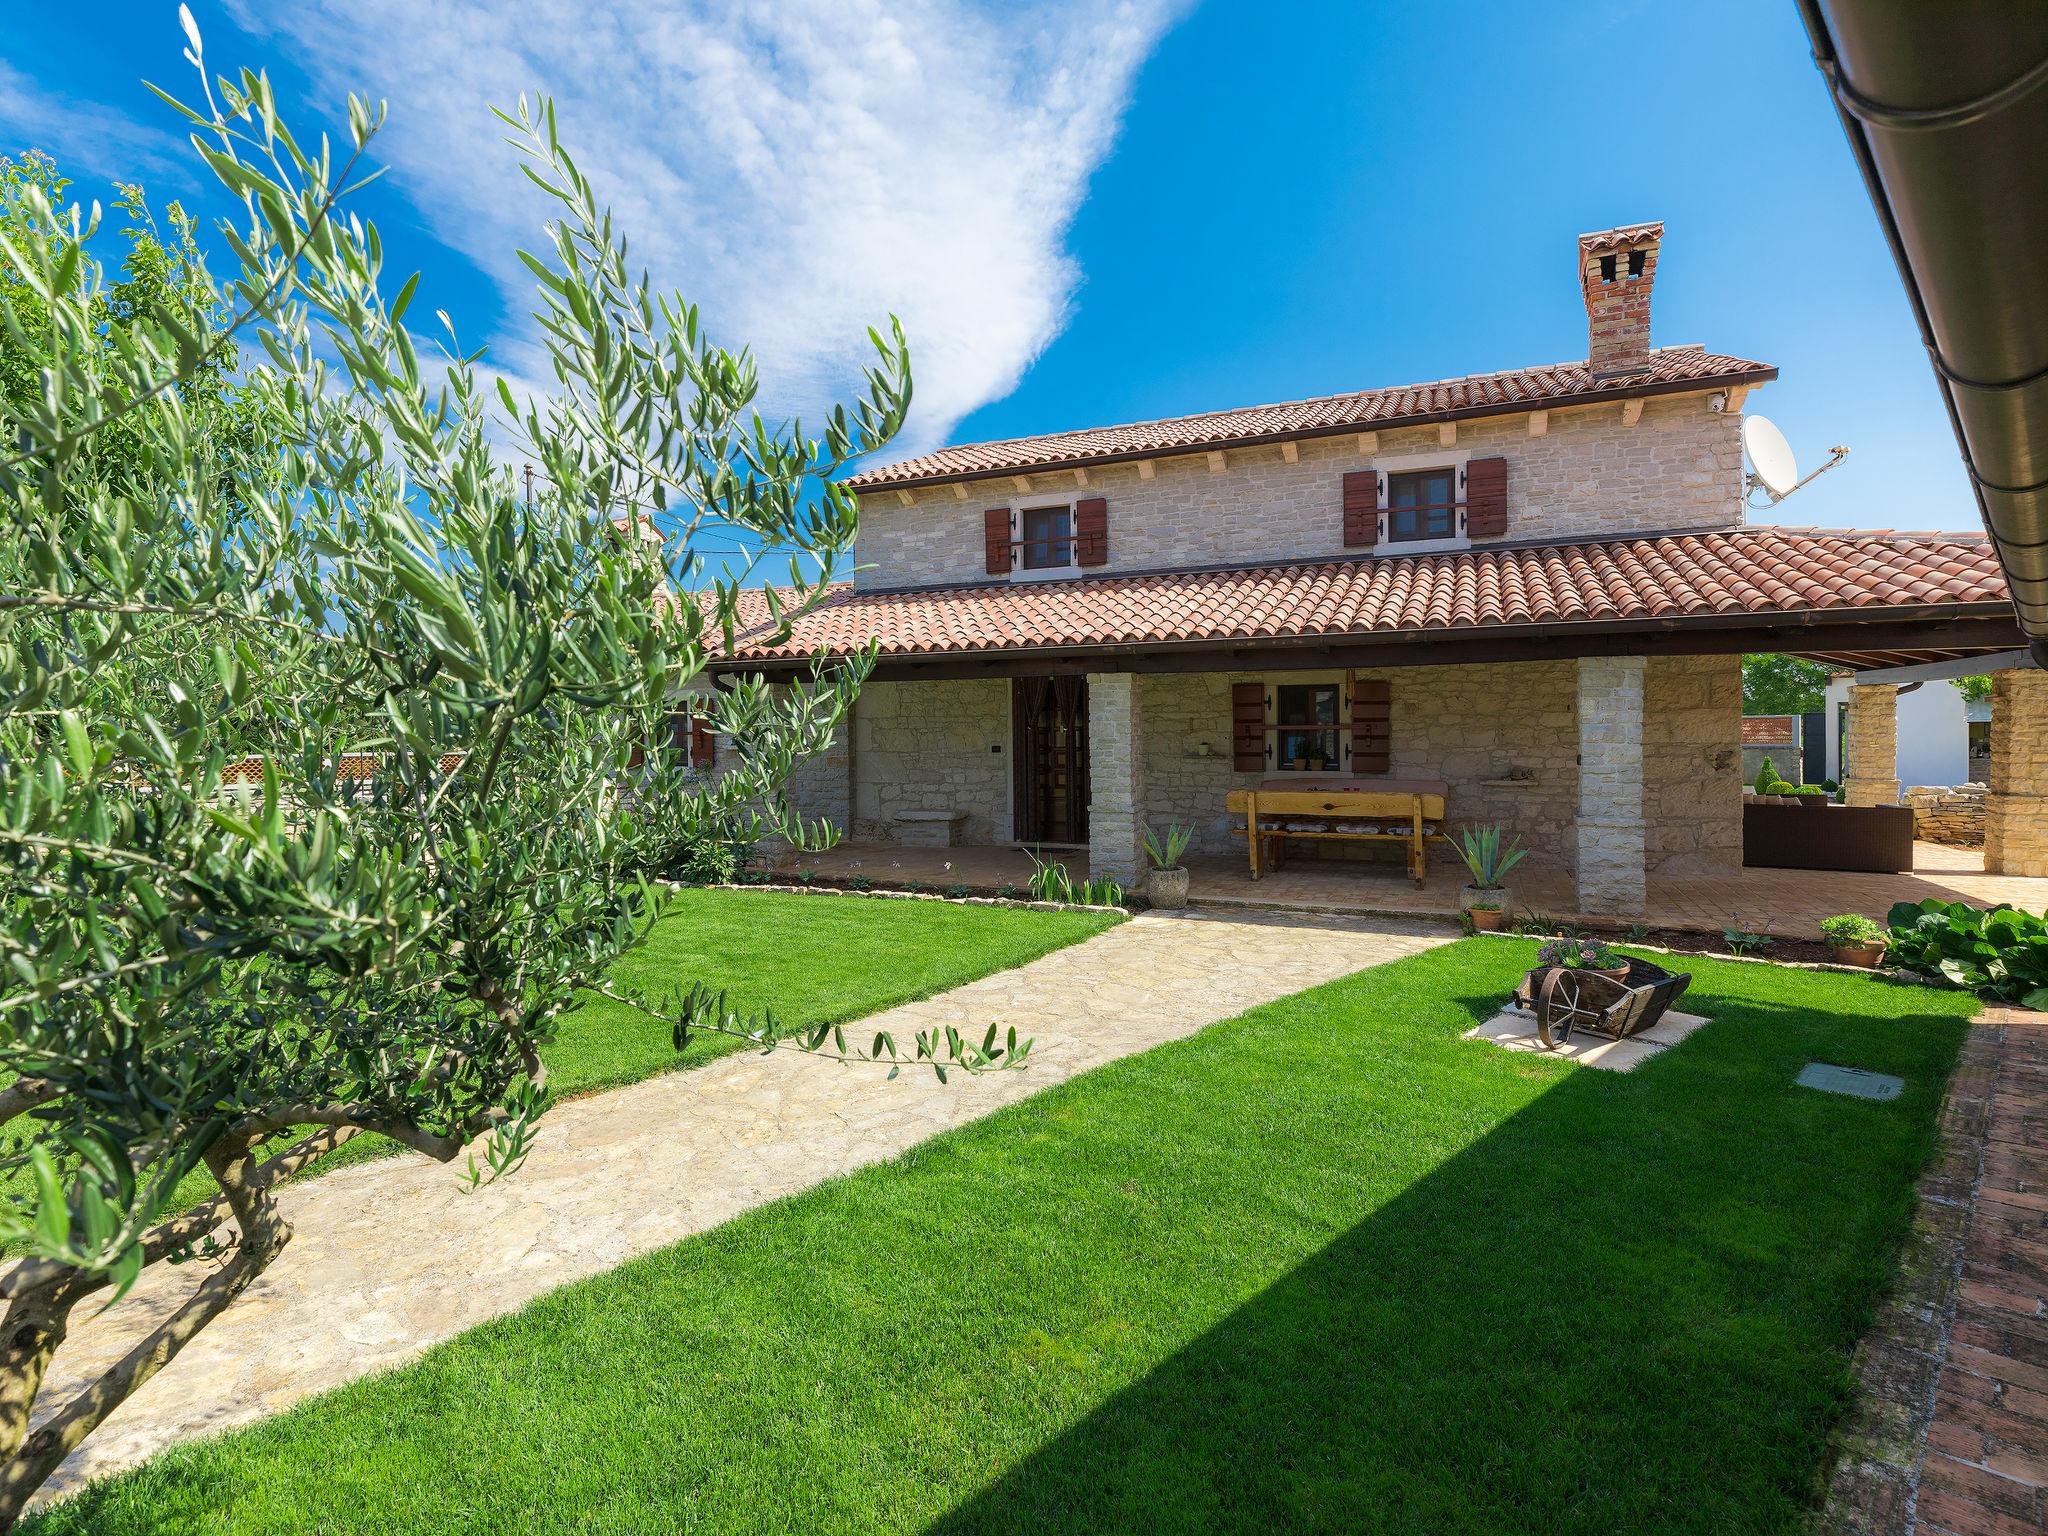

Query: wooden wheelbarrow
(1511, 956), (1692, 1050)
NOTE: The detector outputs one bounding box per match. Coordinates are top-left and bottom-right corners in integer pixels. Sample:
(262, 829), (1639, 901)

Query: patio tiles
(776, 841), (2048, 942)
(1821, 1005), (2048, 1536)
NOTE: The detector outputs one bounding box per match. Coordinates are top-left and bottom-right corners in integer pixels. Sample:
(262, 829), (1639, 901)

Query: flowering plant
(1536, 937), (1625, 972)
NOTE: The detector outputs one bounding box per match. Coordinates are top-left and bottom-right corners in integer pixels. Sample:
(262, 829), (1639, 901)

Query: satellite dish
(1743, 416), (1799, 498)
(1741, 414), (1848, 506)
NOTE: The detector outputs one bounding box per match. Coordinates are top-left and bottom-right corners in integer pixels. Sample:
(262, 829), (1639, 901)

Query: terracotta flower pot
(1585, 964), (1631, 983)
(1828, 940), (1886, 969)
(1460, 885), (1510, 929)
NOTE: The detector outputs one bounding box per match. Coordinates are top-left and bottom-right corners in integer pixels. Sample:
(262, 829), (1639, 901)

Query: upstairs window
(1386, 468), (1456, 543)
(1020, 506), (1073, 570)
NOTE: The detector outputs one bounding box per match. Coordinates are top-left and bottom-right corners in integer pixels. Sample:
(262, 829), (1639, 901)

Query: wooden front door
(1013, 677), (1089, 845)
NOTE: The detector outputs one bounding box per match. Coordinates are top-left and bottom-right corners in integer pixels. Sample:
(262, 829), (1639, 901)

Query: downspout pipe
(1799, 1), (2048, 665)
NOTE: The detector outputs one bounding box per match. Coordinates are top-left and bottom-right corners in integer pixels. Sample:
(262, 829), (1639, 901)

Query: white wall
(1823, 676), (1970, 789)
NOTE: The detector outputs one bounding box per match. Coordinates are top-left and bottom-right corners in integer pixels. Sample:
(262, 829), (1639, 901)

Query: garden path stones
(30, 907), (1446, 1506)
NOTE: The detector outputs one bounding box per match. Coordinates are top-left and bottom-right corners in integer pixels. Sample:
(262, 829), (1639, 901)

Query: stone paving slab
(1463, 1006), (1709, 1071)
(31, 906), (1449, 1504)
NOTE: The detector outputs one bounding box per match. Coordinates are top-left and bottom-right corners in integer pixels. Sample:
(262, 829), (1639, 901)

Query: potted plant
(1792, 785), (1829, 810)
(1820, 912), (1888, 968)
(1536, 935), (1630, 983)
(1140, 822), (1194, 910)
(1454, 823), (1527, 931)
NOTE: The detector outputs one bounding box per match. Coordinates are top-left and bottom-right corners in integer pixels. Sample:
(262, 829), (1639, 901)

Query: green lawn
(33, 940), (1976, 1535)
(24, 890), (1125, 1223)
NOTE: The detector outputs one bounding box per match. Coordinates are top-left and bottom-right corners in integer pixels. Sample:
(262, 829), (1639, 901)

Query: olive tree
(0, 20), (1020, 1521)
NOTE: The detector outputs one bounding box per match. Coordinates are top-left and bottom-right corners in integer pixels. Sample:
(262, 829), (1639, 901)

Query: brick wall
(853, 393), (1744, 590)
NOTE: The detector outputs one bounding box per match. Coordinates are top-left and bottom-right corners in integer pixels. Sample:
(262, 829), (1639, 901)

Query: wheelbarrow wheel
(1535, 967), (1589, 1049)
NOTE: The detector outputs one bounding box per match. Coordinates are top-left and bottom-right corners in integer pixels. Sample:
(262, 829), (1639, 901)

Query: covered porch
(719, 524), (2031, 924)
(764, 838), (2048, 941)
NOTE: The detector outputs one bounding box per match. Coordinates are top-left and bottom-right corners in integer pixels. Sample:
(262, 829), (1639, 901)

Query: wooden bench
(1225, 788), (1448, 886)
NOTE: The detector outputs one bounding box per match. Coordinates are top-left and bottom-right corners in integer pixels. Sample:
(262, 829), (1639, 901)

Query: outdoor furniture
(1512, 955), (1693, 1049)
(1225, 782), (1448, 885)
(1742, 800), (1914, 873)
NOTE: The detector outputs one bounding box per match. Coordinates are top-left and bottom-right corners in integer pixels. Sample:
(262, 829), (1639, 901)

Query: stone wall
(1137, 661), (1582, 869)
(1906, 783), (1986, 847)
(1644, 654), (1745, 873)
(1985, 667), (2048, 877)
(796, 654), (1741, 887)
(1087, 674), (1143, 885)
(845, 680), (1011, 845)
(853, 393), (1743, 590)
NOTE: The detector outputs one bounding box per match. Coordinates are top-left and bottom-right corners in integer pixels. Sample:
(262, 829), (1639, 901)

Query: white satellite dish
(1741, 414), (1848, 506)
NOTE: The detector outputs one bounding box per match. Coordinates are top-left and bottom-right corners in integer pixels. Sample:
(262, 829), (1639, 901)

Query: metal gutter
(1800, 0), (2048, 664)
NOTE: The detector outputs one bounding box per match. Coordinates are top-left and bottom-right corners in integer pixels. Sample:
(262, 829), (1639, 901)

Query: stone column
(1087, 672), (1144, 890)
(1843, 683), (1901, 806)
(1985, 667), (2048, 876)
(1575, 655), (1646, 916)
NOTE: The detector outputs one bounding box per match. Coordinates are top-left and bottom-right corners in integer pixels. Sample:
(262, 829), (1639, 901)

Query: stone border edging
(663, 879), (1128, 917)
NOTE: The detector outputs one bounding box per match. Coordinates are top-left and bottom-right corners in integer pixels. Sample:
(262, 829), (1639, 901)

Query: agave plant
(1140, 822), (1193, 871)
(1454, 823), (1528, 889)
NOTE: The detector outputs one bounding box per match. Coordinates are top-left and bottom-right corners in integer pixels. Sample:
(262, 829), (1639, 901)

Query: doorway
(1013, 677), (1089, 845)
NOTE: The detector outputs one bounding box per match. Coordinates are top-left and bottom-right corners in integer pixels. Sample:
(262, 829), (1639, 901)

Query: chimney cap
(1578, 221), (1665, 256)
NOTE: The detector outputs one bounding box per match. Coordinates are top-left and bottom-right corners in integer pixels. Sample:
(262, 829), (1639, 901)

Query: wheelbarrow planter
(1512, 956), (1693, 1050)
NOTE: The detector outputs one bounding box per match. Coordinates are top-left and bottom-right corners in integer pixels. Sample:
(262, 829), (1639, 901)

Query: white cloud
(222, 0), (1185, 459)
(0, 59), (190, 189)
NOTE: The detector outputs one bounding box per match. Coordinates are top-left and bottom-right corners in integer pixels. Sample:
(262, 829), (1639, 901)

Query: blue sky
(2, 1), (1976, 534)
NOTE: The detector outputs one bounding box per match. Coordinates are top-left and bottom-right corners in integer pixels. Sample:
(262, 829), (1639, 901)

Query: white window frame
(1372, 447), (1472, 557)
(1256, 670), (1354, 776)
(1007, 503), (1086, 583)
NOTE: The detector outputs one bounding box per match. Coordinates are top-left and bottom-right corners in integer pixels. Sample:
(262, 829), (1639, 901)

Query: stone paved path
(34, 907), (1447, 1503)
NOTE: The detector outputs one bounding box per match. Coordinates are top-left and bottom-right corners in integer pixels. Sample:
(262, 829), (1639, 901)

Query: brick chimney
(1578, 221), (1663, 379)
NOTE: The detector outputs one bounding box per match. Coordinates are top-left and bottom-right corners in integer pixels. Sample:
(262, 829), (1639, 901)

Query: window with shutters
(1385, 468), (1456, 543)
(1232, 673), (1387, 776)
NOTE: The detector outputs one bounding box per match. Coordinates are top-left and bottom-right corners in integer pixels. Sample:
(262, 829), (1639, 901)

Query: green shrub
(675, 834), (740, 886)
(1819, 913), (1886, 946)
(1886, 899), (2048, 1006)
(1753, 756), (1779, 794)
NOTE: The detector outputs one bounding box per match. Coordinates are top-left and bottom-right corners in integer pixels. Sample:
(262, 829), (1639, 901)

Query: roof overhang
(1800, 1), (2048, 664)
(710, 602), (2022, 683)
(850, 367), (1776, 496)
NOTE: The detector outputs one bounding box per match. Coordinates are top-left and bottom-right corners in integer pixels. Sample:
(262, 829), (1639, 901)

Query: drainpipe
(1798, 2), (2048, 665)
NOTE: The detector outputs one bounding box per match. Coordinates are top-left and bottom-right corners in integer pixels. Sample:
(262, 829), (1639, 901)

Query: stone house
(704, 222), (2033, 911)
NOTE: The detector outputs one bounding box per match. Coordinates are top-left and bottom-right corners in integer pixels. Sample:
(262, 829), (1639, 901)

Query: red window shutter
(691, 706), (716, 768)
(1466, 456), (1508, 538)
(1231, 681), (1267, 772)
(1074, 497), (1109, 567)
(983, 507), (1013, 575)
(1342, 470), (1379, 548)
(1348, 673), (1391, 775)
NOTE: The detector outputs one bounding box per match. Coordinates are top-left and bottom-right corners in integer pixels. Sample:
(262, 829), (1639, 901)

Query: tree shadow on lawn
(26, 952), (1972, 1536)
(925, 972), (1969, 1536)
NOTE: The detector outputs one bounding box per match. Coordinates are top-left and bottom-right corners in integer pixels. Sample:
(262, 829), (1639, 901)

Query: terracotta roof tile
(710, 527), (2006, 665)
(847, 345), (1774, 489)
